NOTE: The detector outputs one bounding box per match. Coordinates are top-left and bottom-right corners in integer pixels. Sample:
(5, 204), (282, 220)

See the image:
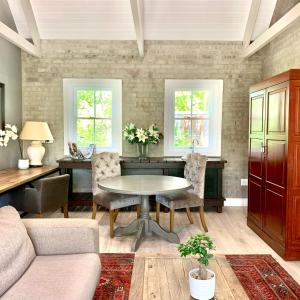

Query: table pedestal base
(114, 195), (180, 251)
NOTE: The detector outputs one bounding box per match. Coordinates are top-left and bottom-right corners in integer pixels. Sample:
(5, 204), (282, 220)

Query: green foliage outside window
(174, 90), (209, 148)
(76, 89), (112, 148)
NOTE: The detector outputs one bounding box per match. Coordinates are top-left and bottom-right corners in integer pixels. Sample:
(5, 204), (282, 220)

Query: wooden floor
(47, 206), (300, 283)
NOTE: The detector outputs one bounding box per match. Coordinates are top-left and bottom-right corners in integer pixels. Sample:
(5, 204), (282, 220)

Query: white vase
(18, 159), (30, 170)
(27, 141), (45, 166)
(188, 268), (215, 300)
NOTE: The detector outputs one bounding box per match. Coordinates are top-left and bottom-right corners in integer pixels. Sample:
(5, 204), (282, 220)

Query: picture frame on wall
(0, 82), (4, 129)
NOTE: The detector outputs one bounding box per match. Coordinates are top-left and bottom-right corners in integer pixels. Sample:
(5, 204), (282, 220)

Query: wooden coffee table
(129, 254), (249, 300)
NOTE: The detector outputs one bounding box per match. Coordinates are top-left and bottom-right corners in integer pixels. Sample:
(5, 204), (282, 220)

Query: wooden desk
(57, 157), (226, 212)
(0, 166), (59, 195)
(129, 254), (249, 300)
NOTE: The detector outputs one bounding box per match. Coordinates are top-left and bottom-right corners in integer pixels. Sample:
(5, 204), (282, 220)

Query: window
(164, 80), (223, 156)
(64, 79), (122, 154)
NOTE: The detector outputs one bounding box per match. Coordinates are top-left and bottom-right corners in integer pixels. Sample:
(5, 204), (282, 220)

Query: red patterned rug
(226, 255), (300, 300)
(93, 253), (135, 300)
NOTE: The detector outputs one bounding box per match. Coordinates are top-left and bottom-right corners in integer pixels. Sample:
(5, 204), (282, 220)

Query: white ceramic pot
(27, 141), (45, 166)
(18, 159), (30, 170)
(188, 268), (215, 300)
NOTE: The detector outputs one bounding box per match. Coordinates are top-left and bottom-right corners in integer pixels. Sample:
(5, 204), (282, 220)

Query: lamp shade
(20, 121), (54, 141)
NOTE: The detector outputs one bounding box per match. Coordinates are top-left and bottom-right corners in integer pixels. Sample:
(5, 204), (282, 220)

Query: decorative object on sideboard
(20, 121), (53, 167)
(68, 142), (95, 160)
(123, 123), (163, 160)
(178, 233), (216, 300)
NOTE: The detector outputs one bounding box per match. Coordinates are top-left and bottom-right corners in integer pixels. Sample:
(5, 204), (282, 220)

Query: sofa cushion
(1, 253), (101, 300)
(0, 206), (36, 296)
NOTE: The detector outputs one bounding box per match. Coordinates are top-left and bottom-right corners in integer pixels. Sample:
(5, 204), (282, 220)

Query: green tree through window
(174, 90), (209, 148)
(76, 89), (112, 148)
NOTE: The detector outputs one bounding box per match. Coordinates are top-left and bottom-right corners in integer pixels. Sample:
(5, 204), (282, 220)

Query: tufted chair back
(184, 153), (207, 199)
(92, 152), (121, 196)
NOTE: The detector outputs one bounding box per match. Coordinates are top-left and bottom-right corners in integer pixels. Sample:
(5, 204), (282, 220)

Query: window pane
(174, 119), (191, 147)
(95, 90), (112, 118)
(95, 120), (112, 147)
(175, 91), (191, 118)
(77, 90), (94, 118)
(192, 90), (209, 117)
(77, 119), (94, 147)
(192, 120), (209, 147)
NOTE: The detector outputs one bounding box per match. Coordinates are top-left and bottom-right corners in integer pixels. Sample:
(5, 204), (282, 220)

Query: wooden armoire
(248, 69), (300, 260)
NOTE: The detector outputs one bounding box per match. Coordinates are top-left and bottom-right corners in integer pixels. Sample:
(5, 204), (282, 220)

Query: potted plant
(178, 233), (216, 300)
(0, 124), (29, 169)
(123, 123), (163, 160)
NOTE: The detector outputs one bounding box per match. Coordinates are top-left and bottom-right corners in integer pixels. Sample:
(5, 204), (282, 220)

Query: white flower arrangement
(123, 123), (163, 145)
(0, 124), (18, 147)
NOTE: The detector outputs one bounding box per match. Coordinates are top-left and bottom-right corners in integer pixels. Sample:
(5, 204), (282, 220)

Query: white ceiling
(7, 0), (277, 41)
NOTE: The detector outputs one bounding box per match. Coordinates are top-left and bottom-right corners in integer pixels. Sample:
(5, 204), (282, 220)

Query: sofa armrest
(22, 218), (99, 256)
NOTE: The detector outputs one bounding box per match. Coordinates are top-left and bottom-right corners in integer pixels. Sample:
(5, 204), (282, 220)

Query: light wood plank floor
(47, 207), (300, 283)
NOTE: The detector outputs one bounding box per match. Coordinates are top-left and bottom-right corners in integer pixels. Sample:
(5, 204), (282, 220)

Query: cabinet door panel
(250, 94), (264, 133)
(267, 88), (287, 134)
(248, 179), (263, 227)
(264, 189), (285, 242)
(249, 138), (263, 179)
(248, 90), (265, 226)
(263, 82), (288, 245)
(265, 140), (286, 188)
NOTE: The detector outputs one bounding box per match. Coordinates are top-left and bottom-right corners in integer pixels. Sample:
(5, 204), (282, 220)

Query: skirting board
(225, 198), (248, 206)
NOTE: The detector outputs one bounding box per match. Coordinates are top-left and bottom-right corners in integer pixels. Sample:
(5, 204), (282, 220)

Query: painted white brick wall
(22, 40), (263, 198)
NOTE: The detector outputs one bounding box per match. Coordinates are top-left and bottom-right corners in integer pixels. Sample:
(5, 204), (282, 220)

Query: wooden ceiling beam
(243, 2), (300, 57)
(0, 21), (40, 57)
(21, 0), (40, 48)
(243, 0), (261, 47)
(130, 0), (144, 57)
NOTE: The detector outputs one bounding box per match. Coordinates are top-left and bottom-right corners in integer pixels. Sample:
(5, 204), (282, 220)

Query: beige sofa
(0, 206), (100, 300)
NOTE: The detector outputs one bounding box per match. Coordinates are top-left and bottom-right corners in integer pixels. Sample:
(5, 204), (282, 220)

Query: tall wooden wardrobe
(248, 69), (300, 260)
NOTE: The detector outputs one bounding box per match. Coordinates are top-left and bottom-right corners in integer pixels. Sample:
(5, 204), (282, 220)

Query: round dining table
(99, 175), (192, 251)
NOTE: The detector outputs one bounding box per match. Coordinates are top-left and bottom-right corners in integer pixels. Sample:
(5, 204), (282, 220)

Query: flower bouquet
(0, 124), (18, 147)
(0, 124), (29, 169)
(123, 123), (163, 159)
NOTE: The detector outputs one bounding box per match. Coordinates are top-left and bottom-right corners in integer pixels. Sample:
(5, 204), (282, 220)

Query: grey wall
(0, 0), (22, 169)
(262, 18), (300, 79)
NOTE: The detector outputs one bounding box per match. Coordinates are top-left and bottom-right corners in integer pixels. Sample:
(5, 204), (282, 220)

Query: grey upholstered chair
(156, 153), (208, 233)
(91, 152), (141, 238)
(23, 174), (70, 218)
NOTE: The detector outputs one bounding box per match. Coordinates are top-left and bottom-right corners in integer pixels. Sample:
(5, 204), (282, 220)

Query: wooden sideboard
(57, 157), (227, 212)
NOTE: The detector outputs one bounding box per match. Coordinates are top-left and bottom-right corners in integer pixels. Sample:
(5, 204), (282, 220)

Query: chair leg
(156, 203), (160, 224)
(137, 204), (141, 219)
(186, 208), (194, 224)
(199, 207), (208, 232)
(63, 203), (69, 218)
(92, 201), (97, 219)
(170, 209), (175, 233)
(113, 209), (119, 222)
(109, 210), (114, 238)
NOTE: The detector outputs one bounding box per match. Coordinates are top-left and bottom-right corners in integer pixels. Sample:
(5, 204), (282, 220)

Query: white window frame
(63, 79), (122, 155)
(164, 79), (223, 157)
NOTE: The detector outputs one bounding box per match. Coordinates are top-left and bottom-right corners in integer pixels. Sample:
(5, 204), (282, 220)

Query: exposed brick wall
(22, 40), (262, 198)
(262, 19), (300, 78)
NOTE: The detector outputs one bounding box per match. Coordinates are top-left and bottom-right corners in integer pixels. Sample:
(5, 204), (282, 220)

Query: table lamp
(20, 121), (54, 167)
